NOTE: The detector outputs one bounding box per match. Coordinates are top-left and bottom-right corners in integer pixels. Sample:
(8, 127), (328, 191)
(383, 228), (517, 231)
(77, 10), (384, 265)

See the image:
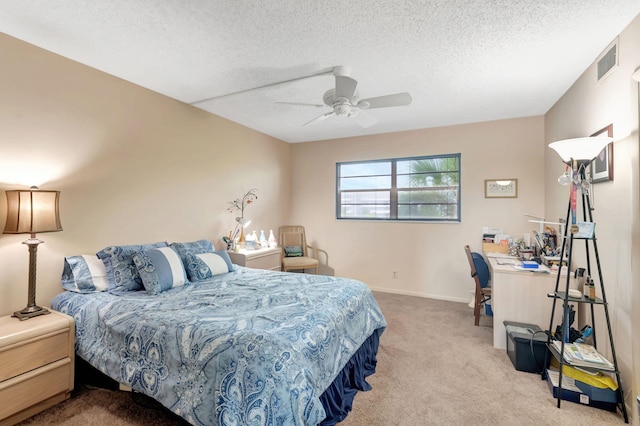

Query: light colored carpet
(17, 291), (626, 425)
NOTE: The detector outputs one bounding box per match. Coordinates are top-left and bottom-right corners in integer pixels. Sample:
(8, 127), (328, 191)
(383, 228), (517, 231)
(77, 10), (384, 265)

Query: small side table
(228, 247), (282, 271)
(0, 310), (75, 426)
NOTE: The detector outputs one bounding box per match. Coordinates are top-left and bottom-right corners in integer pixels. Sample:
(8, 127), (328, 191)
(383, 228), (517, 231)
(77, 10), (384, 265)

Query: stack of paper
(551, 341), (615, 371)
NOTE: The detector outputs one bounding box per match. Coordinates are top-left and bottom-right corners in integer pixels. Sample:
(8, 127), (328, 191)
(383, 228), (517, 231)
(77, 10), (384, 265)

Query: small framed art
(589, 124), (613, 183)
(485, 179), (517, 198)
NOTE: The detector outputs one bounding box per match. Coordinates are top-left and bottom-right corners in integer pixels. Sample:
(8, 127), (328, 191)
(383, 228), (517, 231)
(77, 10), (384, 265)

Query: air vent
(597, 39), (618, 83)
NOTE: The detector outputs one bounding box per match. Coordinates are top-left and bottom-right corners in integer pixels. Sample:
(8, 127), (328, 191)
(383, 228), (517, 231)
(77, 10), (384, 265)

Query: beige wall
(544, 15), (640, 423)
(290, 116), (545, 302)
(0, 34), (292, 317)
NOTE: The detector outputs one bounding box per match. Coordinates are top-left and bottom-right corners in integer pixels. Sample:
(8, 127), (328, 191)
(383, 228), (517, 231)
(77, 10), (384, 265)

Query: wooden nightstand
(228, 247), (282, 271)
(0, 310), (75, 426)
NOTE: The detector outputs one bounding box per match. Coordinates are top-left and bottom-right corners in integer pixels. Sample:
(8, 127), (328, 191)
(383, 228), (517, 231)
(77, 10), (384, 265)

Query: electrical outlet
(392, 271), (398, 279)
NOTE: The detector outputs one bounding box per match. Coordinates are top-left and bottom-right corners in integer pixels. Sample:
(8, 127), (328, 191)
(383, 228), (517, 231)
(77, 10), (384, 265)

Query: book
(551, 341), (615, 371)
(521, 260), (539, 269)
(575, 222), (595, 238)
(574, 342), (608, 364)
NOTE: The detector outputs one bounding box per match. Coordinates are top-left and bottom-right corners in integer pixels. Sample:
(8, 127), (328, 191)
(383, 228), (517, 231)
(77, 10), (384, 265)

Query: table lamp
(234, 217), (251, 245)
(3, 186), (62, 320)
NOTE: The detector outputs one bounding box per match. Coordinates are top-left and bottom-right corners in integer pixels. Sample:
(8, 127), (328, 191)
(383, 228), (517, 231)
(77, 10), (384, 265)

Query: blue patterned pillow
(170, 239), (216, 281)
(184, 249), (234, 282)
(97, 242), (168, 294)
(132, 247), (188, 295)
(61, 255), (109, 293)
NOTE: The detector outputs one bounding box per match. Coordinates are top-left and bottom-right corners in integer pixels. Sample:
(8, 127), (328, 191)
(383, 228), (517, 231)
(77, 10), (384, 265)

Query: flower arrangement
(228, 188), (258, 220)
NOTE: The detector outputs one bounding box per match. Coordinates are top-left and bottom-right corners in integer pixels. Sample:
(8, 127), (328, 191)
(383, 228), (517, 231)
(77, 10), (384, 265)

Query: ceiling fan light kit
(193, 64), (413, 130)
(281, 68), (413, 128)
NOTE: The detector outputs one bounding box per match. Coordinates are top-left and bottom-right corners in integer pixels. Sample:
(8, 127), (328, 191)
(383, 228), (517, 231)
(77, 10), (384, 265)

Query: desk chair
(464, 245), (492, 326)
(279, 226), (319, 273)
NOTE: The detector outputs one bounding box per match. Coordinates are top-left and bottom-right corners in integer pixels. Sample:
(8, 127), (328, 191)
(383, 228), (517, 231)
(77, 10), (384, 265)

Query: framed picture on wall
(485, 179), (517, 198)
(589, 124), (613, 183)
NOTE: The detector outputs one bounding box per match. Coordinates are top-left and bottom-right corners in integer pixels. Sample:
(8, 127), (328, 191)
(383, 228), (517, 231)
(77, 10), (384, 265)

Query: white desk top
(487, 256), (568, 276)
(484, 251), (514, 258)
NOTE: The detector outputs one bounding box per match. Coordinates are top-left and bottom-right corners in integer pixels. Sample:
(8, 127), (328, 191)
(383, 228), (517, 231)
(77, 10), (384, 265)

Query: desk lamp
(3, 187), (62, 320)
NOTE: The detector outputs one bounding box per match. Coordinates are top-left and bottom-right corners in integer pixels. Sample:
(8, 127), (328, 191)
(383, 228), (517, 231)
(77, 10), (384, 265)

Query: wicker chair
(278, 226), (319, 273)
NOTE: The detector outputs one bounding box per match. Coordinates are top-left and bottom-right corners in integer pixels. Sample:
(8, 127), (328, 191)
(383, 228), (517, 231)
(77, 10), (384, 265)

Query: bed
(51, 241), (386, 426)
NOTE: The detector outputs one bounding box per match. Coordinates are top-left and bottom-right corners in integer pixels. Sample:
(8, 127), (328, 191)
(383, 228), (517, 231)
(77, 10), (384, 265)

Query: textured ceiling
(1, 1), (639, 143)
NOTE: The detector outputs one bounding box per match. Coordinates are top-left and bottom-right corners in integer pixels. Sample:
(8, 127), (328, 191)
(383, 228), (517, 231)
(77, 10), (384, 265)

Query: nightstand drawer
(247, 251), (281, 270)
(0, 358), (71, 420)
(0, 330), (69, 382)
(228, 247), (282, 271)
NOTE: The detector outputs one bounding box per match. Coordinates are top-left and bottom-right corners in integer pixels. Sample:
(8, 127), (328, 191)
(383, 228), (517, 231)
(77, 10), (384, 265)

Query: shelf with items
(549, 291), (604, 305)
(547, 340), (616, 372)
(543, 214), (627, 421)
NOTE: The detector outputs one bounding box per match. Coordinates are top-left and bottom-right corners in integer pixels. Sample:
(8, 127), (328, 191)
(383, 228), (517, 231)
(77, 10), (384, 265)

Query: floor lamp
(547, 135), (629, 421)
(3, 186), (62, 320)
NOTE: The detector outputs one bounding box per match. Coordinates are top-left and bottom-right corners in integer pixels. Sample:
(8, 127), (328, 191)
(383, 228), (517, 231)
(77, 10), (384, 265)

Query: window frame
(336, 153), (461, 222)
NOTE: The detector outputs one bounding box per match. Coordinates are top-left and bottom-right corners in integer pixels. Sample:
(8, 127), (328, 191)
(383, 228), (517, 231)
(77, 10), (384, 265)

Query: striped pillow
(61, 255), (109, 293)
(132, 247), (188, 294)
(184, 249), (234, 282)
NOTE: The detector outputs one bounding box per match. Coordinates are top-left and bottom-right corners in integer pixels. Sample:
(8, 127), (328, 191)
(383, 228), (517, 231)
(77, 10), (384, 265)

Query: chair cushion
(282, 256), (319, 269)
(471, 252), (490, 288)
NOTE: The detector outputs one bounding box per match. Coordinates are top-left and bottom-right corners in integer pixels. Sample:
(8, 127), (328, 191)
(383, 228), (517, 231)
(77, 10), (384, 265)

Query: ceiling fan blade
(276, 101), (325, 108)
(358, 92), (412, 109)
(303, 111), (335, 126)
(335, 75), (357, 100)
(351, 110), (377, 128)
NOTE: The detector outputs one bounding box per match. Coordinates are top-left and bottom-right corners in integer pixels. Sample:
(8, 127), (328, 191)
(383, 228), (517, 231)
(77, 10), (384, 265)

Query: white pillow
(197, 252), (231, 276)
(83, 255), (109, 291)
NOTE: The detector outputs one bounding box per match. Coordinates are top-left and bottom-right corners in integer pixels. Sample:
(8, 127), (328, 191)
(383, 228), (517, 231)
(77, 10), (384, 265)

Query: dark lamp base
(12, 305), (51, 321)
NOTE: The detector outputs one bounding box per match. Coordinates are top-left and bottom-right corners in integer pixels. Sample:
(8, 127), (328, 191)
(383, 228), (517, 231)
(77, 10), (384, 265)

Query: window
(336, 153), (461, 222)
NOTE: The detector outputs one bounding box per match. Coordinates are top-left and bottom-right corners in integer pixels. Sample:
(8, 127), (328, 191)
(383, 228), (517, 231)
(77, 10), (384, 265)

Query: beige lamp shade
(548, 136), (613, 163)
(3, 188), (62, 235)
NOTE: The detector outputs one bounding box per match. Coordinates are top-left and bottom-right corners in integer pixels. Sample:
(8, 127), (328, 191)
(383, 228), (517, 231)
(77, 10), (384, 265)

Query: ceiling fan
(278, 71), (412, 128)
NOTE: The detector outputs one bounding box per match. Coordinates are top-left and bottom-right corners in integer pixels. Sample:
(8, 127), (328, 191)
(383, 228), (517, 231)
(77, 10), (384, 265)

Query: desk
(487, 256), (571, 350)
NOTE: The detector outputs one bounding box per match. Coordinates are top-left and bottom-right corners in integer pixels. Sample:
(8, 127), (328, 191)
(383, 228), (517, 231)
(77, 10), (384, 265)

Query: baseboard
(369, 287), (470, 304)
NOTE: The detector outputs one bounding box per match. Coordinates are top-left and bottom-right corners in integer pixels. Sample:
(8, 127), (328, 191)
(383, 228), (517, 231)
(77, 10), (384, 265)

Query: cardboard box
(546, 369), (617, 412)
(504, 321), (548, 373)
(575, 380), (618, 403)
(482, 242), (509, 254)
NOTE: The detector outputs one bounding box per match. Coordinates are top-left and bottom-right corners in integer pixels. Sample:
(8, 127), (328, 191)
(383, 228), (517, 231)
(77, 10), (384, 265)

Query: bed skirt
(319, 327), (383, 425)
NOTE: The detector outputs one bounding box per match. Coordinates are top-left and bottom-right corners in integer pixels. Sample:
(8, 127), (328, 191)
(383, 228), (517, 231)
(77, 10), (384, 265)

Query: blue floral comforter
(51, 266), (386, 425)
